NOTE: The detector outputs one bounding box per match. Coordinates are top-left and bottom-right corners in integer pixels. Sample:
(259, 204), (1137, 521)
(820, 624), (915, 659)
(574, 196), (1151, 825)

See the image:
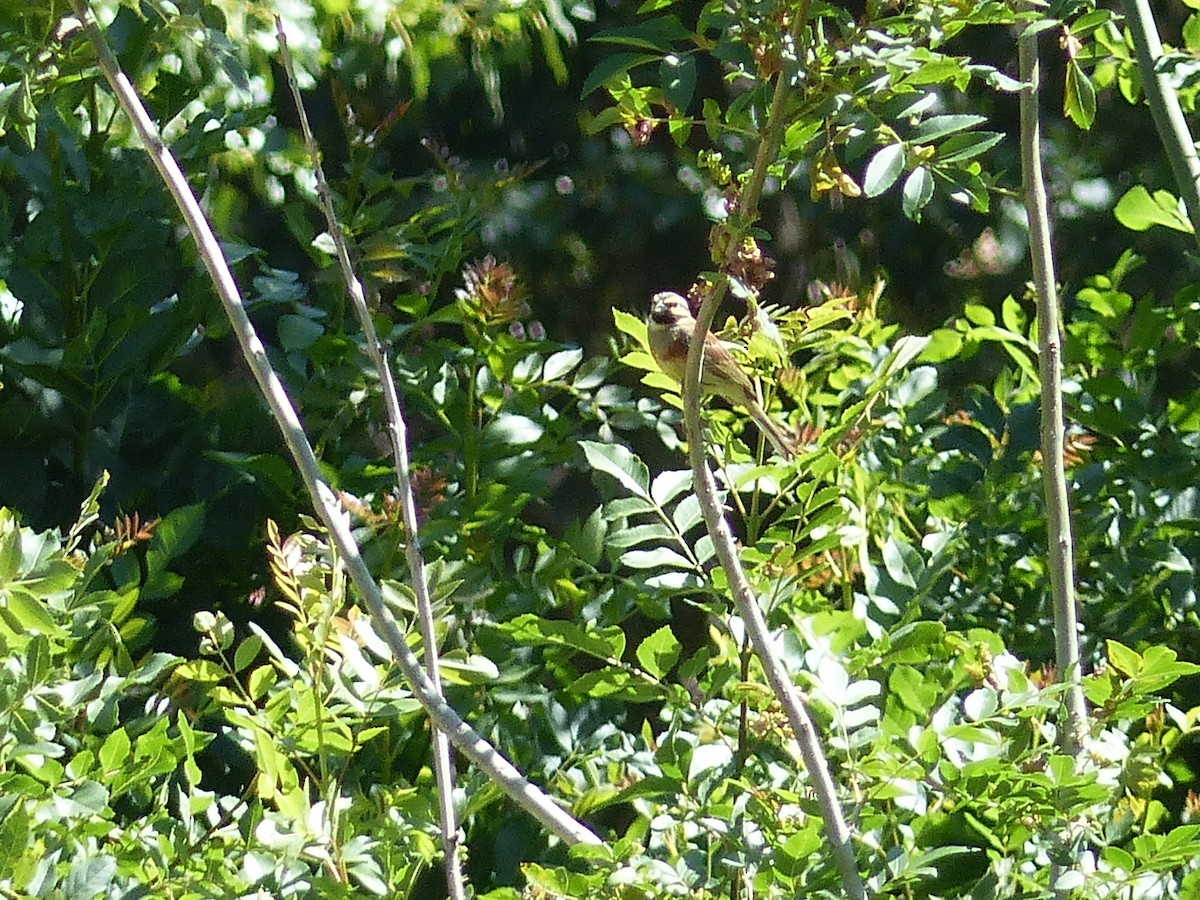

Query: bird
(646, 291), (796, 459)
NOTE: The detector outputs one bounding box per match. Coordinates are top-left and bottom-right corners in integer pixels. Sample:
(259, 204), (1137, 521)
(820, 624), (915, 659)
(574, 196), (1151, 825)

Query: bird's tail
(747, 404), (797, 459)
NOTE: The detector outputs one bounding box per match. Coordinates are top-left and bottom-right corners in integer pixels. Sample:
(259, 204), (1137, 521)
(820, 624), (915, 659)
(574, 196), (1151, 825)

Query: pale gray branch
(1122, 0), (1200, 246)
(680, 5), (864, 897)
(68, 0), (600, 849)
(1019, 26), (1090, 896)
(274, 19), (467, 900)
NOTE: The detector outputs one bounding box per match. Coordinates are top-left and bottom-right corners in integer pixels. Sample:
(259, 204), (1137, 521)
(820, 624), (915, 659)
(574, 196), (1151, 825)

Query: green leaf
(248, 665), (277, 700)
(0, 522), (24, 585)
(660, 53), (696, 110)
(585, 774), (679, 811)
(565, 507), (606, 566)
(99, 727), (131, 773)
(905, 56), (972, 89)
(438, 653), (502, 685)
(605, 523), (675, 550)
(688, 742), (732, 780)
(1001, 294), (1028, 333)
(621, 547), (693, 569)
(668, 113), (691, 146)
(672, 493), (703, 535)
(582, 106), (633, 138)
(889, 665), (940, 714)
(1071, 9), (1114, 35)
(504, 613), (625, 660)
(1185, 12), (1200, 50)
(206, 451), (296, 494)
(1113, 186), (1195, 233)
(233, 634), (263, 674)
(614, 307), (649, 347)
(881, 537), (919, 589)
(143, 503), (205, 601)
(910, 114), (987, 142)
(63, 854), (117, 899)
(636, 626), (681, 679)
(542, 348), (584, 381)
(1064, 59), (1096, 130)
(148, 504), (205, 569)
(581, 52), (661, 98)
(651, 469), (692, 506)
(3, 588), (67, 639)
(902, 166), (935, 219)
(1106, 639), (1141, 677)
(589, 16), (691, 52)
(918, 328), (963, 362)
(484, 414), (544, 446)
(68, 470), (111, 553)
(783, 119), (822, 158)
(17, 556), (81, 599)
(936, 131), (1004, 164)
(964, 303), (996, 326)
(580, 441), (651, 498)
(863, 144), (906, 197)
(278, 313), (324, 352)
(702, 97), (722, 141)
(569, 666), (664, 701)
(874, 336), (930, 389)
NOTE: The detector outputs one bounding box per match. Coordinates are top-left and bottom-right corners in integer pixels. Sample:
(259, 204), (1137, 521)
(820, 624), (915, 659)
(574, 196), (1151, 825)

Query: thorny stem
(681, 3), (864, 897)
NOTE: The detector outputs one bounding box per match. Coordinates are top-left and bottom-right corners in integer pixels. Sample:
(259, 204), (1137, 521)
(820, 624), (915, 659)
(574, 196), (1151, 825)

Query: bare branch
(67, 0), (601, 849)
(680, 4), (864, 897)
(1019, 28), (1090, 896)
(274, 19), (467, 899)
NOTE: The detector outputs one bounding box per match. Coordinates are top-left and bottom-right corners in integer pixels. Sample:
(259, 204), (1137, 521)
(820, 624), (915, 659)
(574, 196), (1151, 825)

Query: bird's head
(649, 291), (693, 326)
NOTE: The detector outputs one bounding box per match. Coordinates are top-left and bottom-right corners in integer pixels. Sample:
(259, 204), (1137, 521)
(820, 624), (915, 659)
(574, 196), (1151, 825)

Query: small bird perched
(646, 291), (796, 459)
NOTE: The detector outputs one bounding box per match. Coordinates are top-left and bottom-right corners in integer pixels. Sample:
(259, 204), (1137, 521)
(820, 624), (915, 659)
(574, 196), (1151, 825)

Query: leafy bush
(5, 0), (1200, 897)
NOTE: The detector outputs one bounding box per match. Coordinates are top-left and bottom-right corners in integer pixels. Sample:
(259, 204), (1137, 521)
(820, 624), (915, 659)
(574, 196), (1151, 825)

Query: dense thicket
(1, 1), (1199, 897)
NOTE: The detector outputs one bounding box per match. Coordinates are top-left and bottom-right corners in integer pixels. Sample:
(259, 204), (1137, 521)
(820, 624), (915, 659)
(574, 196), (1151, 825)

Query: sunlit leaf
(1113, 186), (1194, 233)
(863, 143), (906, 197)
(636, 625), (680, 679)
(902, 166), (935, 219)
(581, 441), (651, 498)
(1064, 59), (1096, 130)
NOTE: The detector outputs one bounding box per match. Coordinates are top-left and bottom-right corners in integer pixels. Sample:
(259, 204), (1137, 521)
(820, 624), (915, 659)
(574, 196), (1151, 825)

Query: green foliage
(7, 477), (1197, 896)
(585, 0), (1024, 220)
(5, 0), (1200, 897)
(1114, 185), (1195, 234)
(0, 498), (195, 897)
(591, 277), (1200, 894)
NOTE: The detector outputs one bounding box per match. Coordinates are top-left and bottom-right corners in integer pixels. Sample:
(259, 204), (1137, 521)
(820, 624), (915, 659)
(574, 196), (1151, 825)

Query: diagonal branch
(67, 0), (600, 849)
(1122, 0), (1200, 246)
(274, 20), (466, 900)
(680, 5), (864, 898)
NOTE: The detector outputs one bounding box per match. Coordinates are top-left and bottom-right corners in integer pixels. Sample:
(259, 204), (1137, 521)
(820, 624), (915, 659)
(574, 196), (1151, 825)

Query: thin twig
(67, 0), (601, 849)
(1019, 25), (1089, 896)
(274, 20), (466, 900)
(1019, 22), (1088, 756)
(681, 4), (864, 897)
